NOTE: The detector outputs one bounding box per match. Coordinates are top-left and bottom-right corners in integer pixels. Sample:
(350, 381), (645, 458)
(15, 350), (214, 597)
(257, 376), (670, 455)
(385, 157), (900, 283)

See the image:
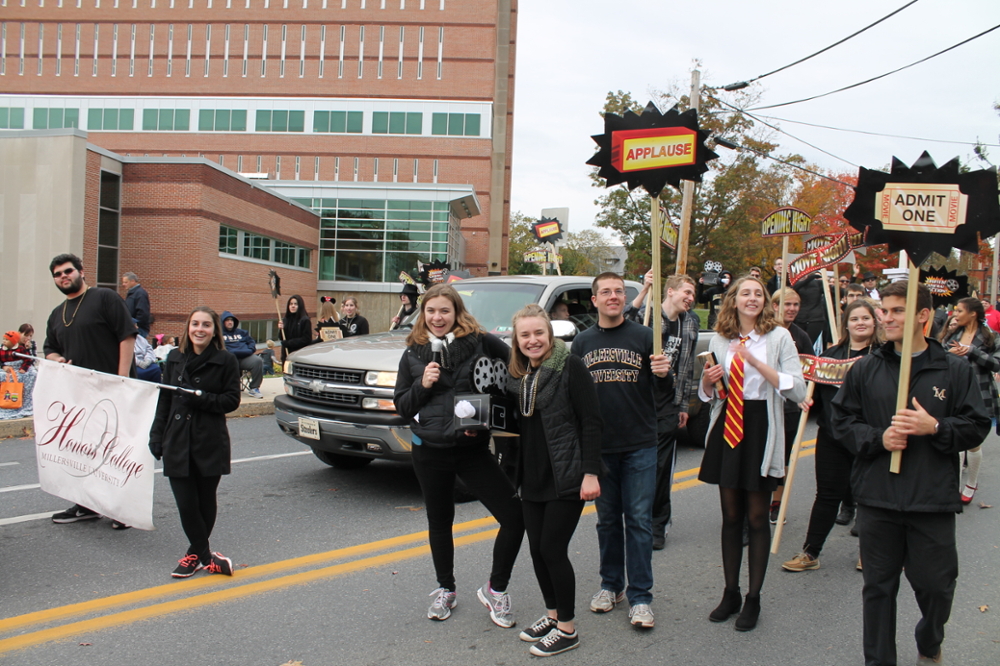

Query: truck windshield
(400, 282), (546, 335)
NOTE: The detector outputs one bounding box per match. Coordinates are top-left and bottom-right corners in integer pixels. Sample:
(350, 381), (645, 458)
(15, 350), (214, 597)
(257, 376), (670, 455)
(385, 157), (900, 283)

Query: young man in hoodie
(830, 280), (990, 666)
(221, 311), (264, 399)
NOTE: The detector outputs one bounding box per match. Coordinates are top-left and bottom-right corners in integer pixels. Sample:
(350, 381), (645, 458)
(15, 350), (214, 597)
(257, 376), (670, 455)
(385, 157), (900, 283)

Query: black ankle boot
(709, 587), (742, 622)
(734, 594), (760, 631)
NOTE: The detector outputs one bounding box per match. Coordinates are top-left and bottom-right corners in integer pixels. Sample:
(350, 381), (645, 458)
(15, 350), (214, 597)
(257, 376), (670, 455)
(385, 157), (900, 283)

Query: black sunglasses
(52, 268), (77, 278)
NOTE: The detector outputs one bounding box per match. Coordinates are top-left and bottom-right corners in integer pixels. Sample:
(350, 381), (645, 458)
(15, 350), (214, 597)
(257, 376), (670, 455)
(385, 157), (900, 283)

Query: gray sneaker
(629, 603), (655, 628)
(248, 388), (264, 399)
(427, 587), (457, 621)
(590, 588), (626, 613)
(477, 583), (515, 628)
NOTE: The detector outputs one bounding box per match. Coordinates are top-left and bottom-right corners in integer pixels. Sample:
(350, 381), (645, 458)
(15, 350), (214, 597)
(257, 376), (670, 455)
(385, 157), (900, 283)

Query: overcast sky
(509, 0), (1000, 241)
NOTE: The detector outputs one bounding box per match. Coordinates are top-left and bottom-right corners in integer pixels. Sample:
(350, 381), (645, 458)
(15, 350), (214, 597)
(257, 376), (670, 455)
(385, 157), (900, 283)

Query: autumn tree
(507, 211), (541, 275)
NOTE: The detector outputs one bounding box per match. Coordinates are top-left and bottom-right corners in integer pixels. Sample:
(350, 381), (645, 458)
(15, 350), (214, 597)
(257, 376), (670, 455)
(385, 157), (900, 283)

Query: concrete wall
(0, 130), (89, 339)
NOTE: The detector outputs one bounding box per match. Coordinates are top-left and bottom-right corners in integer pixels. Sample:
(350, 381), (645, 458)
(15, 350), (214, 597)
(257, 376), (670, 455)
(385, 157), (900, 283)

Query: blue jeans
(596, 446), (656, 605)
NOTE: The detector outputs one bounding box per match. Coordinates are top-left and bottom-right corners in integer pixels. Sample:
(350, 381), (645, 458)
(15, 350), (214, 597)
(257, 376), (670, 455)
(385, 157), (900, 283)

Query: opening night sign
(611, 127), (697, 173)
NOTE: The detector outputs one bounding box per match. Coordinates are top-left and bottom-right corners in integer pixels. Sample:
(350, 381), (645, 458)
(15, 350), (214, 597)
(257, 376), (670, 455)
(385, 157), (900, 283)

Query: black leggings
(169, 473), (222, 563)
(719, 487), (771, 598)
(522, 499), (585, 623)
(803, 427), (855, 557)
(411, 443), (524, 592)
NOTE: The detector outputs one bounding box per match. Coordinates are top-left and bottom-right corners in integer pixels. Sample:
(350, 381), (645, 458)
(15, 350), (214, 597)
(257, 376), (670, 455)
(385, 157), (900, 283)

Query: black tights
(719, 487), (771, 598)
(169, 474), (222, 563)
(522, 499), (585, 623)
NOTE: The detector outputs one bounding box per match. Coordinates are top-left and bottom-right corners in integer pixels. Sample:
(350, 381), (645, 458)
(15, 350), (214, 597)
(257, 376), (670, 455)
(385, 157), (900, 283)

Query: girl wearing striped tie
(697, 276), (806, 631)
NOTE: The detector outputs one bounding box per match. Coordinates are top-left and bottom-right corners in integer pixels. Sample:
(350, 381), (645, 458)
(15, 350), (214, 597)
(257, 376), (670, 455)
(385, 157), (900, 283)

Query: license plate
(298, 417), (320, 440)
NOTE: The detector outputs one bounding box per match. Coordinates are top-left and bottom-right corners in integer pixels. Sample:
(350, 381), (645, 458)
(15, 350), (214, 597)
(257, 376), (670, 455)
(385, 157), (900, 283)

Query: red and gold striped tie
(723, 335), (751, 449)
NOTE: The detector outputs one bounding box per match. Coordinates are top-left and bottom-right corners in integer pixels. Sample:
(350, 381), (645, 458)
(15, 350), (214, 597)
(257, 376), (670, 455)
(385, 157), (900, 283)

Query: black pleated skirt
(699, 400), (780, 492)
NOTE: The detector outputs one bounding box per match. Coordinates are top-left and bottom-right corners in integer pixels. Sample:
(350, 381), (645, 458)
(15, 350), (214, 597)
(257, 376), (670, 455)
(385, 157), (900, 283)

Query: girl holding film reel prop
(697, 276), (805, 631)
(392, 284), (524, 628)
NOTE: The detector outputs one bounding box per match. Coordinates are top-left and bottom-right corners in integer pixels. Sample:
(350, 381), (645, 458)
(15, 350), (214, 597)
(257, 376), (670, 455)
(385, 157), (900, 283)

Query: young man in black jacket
(830, 280), (990, 666)
(571, 273), (670, 629)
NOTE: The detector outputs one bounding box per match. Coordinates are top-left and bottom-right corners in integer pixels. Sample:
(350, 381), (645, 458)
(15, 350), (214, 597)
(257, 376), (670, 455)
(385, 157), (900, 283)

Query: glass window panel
(288, 111), (304, 132)
(336, 239), (383, 251)
(431, 112), (447, 135)
(101, 109), (118, 130)
(65, 109), (80, 128)
(298, 249), (310, 268)
(447, 113), (464, 136)
(387, 201), (410, 210)
(413, 201), (433, 210)
(98, 209), (120, 246)
(388, 112), (405, 134)
(336, 229), (383, 240)
(96, 246), (119, 286)
(217, 109), (231, 130)
(322, 198), (338, 208)
(88, 109), (103, 130)
(273, 110), (288, 131)
(334, 250), (382, 281)
(362, 199), (386, 211)
(319, 252), (335, 280)
(329, 111), (346, 132)
(464, 113), (480, 136)
(346, 111), (363, 133)
(143, 109), (158, 130)
(120, 109), (134, 130)
(159, 109), (174, 130)
(406, 112), (422, 134)
(0, 108), (7, 128)
(371, 111), (388, 134)
(174, 109), (190, 130)
(33, 108), (48, 129)
(387, 231), (431, 242)
(232, 110), (247, 131)
(384, 252), (422, 283)
(313, 110), (330, 133)
(100, 171), (121, 209)
(386, 241), (430, 253)
(49, 109), (64, 128)
(256, 109), (271, 131)
(432, 202), (449, 211)
(199, 109), (215, 131)
(10, 108), (24, 128)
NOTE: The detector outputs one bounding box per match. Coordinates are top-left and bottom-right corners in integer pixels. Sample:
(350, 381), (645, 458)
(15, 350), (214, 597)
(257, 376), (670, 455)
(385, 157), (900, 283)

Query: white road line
(0, 483), (41, 493)
(0, 511), (64, 526)
(231, 451), (312, 464)
(0, 462), (20, 467)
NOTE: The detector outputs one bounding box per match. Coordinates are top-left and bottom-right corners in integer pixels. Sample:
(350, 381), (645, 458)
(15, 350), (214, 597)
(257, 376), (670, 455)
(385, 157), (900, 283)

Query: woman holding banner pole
(149, 307), (241, 579)
(782, 299), (882, 573)
(943, 297), (999, 505)
(698, 276), (805, 631)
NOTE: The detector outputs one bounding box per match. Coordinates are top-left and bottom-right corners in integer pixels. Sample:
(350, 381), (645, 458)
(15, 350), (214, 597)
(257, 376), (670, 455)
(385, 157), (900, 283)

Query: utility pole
(674, 68), (700, 276)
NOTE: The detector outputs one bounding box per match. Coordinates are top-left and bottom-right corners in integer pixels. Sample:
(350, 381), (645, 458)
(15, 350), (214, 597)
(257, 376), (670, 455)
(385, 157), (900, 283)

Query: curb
(0, 399), (275, 441)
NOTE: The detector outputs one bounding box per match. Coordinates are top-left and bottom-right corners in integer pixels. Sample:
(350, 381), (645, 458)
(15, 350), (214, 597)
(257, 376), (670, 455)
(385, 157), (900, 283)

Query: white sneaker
(590, 588), (625, 613)
(629, 603), (654, 628)
(427, 588), (457, 621)
(248, 388), (264, 399)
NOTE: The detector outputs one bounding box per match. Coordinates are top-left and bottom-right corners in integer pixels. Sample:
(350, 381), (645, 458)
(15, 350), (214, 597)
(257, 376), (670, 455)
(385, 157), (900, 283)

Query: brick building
(0, 0), (517, 330)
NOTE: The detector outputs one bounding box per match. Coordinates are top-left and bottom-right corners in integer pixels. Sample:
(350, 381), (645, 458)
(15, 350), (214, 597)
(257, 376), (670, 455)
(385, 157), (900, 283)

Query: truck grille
(295, 387), (361, 406)
(295, 365), (364, 385)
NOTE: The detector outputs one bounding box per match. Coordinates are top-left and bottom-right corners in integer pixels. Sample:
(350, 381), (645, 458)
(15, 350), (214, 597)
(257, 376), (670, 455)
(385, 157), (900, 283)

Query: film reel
(472, 357), (496, 393)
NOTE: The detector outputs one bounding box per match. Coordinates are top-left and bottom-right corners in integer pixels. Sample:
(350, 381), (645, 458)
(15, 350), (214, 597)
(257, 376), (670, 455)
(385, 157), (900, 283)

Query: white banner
(33, 362), (159, 530)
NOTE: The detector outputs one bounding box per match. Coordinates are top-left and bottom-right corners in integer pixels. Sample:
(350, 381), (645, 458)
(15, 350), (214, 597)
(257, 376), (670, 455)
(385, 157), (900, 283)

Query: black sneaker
(205, 552), (234, 576)
(171, 553), (204, 578)
(519, 615), (557, 642)
(111, 520), (131, 530)
(768, 502), (785, 525)
(52, 505), (100, 524)
(835, 503), (855, 525)
(529, 629), (579, 657)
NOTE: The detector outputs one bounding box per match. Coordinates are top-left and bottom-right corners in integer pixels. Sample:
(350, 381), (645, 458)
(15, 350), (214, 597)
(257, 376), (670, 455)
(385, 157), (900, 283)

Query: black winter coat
(792, 273), (829, 331)
(394, 332), (508, 447)
(281, 316), (313, 361)
(149, 346), (241, 477)
(829, 339), (990, 513)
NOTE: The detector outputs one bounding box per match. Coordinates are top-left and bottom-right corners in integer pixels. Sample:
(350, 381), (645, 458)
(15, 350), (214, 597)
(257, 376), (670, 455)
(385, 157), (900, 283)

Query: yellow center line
(0, 438), (818, 653)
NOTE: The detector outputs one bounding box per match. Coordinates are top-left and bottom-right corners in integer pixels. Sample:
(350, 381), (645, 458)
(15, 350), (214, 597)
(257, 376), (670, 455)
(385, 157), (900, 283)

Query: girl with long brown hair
(698, 276), (805, 631)
(393, 284), (524, 627)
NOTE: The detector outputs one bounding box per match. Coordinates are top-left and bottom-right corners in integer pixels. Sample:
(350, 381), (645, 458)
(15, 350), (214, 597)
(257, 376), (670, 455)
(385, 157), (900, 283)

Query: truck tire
(312, 449), (373, 469)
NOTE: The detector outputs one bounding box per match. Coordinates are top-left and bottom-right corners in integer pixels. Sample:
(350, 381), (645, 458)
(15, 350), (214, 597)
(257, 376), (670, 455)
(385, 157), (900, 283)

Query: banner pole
(777, 236), (789, 317)
(651, 196), (663, 355)
(833, 263), (843, 336)
(17, 353), (203, 396)
(821, 268), (838, 347)
(771, 381), (816, 554)
(890, 256), (922, 474)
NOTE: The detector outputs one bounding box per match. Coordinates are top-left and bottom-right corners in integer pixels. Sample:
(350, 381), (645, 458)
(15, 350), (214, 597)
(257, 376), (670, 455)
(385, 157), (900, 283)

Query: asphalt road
(0, 415), (997, 666)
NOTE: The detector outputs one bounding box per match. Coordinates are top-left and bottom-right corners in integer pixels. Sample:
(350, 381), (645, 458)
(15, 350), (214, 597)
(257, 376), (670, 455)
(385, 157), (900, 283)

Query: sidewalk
(0, 375), (285, 441)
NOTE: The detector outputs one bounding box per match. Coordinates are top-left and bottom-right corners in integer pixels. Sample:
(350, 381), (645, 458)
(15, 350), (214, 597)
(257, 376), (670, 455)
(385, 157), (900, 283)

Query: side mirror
(551, 319), (579, 341)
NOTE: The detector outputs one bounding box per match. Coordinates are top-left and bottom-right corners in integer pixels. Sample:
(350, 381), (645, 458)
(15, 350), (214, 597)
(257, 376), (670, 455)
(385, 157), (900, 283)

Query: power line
(717, 0), (920, 91)
(712, 136), (856, 189)
(708, 94), (859, 168)
(747, 22), (1000, 111)
(752, 114), (1000, 148)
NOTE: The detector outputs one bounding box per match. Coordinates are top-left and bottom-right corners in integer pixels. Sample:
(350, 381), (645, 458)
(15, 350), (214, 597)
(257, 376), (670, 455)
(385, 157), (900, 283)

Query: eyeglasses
(839, 279), (850, 284)
(52, 268), (76, 278)
(597, 289), (626, 298)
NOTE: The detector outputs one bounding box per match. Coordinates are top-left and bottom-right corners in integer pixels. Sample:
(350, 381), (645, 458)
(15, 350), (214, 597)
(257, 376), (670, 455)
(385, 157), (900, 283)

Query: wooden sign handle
(771, 381), (817, 554)
(890, 257), (922, 474)
(650, 197), (663, 356)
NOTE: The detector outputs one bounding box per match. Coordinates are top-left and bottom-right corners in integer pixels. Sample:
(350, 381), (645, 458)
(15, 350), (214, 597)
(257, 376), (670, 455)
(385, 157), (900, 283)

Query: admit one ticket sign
(611, 127), (697, 173)
(877, 183), (968, 234)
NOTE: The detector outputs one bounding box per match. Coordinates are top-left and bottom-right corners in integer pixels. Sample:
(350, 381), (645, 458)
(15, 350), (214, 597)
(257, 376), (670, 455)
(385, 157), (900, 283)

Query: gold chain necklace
(61, 287), (89, 327)
(519, 369), (539, 417)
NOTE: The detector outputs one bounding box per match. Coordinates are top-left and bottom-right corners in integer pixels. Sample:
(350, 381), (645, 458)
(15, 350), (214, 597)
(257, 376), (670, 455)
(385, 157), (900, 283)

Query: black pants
(857, 506), (957, 666)
(411, 442), (524, 592)
(522, 499), (585, 623)
(169, 473), (222, 563)
(653, 406), (681, 536)
(803, 428), (854, 556)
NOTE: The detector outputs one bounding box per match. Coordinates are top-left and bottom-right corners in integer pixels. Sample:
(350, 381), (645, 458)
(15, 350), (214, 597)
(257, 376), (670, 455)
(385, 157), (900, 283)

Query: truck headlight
(364, 371), (397, 387)
(283, 361), (293, 375)
(362, 398), (397, 411)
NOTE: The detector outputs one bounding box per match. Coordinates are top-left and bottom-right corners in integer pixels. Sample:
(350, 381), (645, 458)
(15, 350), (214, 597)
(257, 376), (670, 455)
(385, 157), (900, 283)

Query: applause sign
(612, 127), (697, 173)
(33, 362), (159, 530)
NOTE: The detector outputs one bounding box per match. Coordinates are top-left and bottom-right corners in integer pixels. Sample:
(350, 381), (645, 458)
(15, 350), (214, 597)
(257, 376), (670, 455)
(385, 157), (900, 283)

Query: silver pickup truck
(274, 275), (711, 469)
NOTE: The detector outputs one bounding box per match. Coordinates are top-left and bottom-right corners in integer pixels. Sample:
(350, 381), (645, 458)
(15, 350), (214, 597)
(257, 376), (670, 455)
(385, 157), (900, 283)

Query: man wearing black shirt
(571, 273), (669, 629)
(44, 253), (137, 527)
